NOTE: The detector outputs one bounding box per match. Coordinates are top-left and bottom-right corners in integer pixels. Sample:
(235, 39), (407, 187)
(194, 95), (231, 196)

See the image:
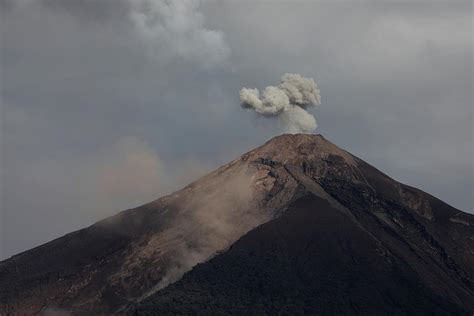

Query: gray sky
(1, 0), (472, 259)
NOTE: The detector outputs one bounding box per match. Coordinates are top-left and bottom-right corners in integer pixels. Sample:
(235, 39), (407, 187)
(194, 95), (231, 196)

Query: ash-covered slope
(1, 134), (474, 315)
(0, 136), (301, 314)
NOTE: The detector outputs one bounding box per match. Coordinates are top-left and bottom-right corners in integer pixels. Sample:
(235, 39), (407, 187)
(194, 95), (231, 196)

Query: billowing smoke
(240, 73), (321, 133)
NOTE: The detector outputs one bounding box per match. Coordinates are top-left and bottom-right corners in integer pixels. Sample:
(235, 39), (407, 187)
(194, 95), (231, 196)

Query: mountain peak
(1, 135), (473, 314)
(242, 133), (357, 167)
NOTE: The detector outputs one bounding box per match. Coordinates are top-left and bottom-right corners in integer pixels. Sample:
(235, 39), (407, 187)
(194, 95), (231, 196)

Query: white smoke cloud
(240, 73), (321, 133)
(281, 106), (317, 134)
(129, 0), (230, 68)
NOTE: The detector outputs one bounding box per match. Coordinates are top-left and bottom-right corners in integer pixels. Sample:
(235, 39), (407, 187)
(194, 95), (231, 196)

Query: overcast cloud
(0, 0), (472, 259)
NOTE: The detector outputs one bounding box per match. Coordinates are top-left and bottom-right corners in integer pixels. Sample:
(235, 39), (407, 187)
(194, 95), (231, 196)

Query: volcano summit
(1, 134), (473, 314)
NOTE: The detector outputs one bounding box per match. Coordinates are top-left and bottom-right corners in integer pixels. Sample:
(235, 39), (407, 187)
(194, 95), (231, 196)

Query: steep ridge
(130, 134), (474, 314)
(1, 134), (473, 314)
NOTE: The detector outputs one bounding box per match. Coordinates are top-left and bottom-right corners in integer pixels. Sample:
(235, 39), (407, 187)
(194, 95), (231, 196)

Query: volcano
(1, 134), (473, 314)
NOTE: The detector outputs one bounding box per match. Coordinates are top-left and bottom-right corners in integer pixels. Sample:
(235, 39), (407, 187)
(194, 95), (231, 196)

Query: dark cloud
(1, 0), (472, 259)
(41, 0), (130, 22)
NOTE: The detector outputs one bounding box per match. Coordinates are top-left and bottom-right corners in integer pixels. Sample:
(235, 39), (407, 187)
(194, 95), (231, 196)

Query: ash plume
(240, 73), (321, 133)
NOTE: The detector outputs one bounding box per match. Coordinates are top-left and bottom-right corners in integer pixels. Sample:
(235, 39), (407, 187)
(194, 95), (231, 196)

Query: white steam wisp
(240, 73), (321, 133)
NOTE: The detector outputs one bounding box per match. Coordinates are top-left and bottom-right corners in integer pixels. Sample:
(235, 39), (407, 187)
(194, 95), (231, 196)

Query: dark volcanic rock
(1, 134), (473, 315)
(131, 195), (470, 315)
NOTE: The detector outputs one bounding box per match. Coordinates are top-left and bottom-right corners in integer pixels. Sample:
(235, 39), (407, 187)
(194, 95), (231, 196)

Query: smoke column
(240, 73), (321, 133)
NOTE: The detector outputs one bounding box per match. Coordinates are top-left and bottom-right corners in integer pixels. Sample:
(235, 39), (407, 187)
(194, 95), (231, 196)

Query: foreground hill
(1, 134), (473, 314)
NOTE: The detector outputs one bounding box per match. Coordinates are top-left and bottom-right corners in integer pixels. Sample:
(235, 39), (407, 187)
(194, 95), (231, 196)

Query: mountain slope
(1, 134), (473, 314)
(131, 194), (469, 315)
(0, 139), (301, 314)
